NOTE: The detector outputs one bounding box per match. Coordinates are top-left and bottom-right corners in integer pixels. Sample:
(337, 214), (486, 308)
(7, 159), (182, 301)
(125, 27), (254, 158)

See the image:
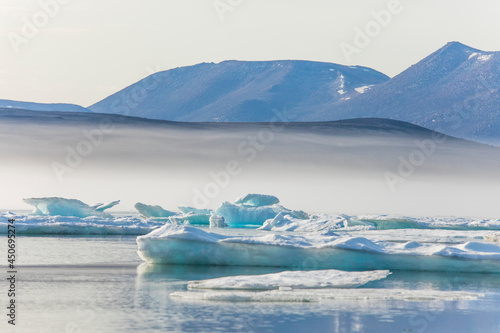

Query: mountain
(88, 42), (499, 143)
(89, 60), (389, 122)
(0, 99), (91, 113)
(311, 42), (500, 143)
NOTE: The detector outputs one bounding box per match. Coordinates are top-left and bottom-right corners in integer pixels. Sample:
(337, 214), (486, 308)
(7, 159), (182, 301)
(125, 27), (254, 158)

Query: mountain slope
(0, 99), (91, 113)
(311, 42), (500, 143)
(89, 60), (389, 122)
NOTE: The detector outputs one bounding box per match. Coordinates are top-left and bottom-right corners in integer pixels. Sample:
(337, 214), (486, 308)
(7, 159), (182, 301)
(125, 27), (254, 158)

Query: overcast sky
(1, 0), (499, 107)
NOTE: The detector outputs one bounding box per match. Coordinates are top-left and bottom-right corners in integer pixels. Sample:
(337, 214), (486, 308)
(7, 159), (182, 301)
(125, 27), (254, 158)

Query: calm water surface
(2, 235), (500, 332)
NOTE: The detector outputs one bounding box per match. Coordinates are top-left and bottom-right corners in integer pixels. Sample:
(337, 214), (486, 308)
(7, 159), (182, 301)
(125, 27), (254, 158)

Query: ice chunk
(23, 197), (117, 218)
(187, 269), (390, 290)
(215, 202), (308, 226)
(134, 202), (177, 218)
(92, 200), (120, 212)
(178, 206), (213, 215)
(169, 213), (210, 225)
(234, 194), (280, 207)
(209, 215), (227, 228)
(137, 225), (500, 273)
(171, 288), (482, 303)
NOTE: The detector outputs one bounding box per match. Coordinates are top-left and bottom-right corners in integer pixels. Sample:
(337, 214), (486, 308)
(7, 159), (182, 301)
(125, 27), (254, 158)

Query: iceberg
(23, 197), (119, 218)
(137, 225), (500, 273)
(134, 202), (177, 218)
(187, 269), (390, 290)
(209, 215), (227, 228)
(170, 288), (482, 303)
(214, 202), (309, 226)
(234, 194), (280, 207)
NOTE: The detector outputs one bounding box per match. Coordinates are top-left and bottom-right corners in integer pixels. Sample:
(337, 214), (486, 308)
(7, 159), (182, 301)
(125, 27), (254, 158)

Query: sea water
(1, 235), (500, 332)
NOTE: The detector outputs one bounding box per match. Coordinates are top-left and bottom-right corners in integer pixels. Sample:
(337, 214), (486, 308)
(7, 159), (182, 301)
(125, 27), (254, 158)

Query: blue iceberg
(23, 197), (119, 218)
(134, 202), (177, 218)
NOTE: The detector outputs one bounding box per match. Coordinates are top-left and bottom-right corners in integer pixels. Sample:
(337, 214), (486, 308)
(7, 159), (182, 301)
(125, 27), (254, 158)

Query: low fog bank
(1, 110), (499, 217)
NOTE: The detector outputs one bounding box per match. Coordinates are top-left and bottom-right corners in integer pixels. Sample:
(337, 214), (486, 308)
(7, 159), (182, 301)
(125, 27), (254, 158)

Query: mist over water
(1, 110), (499, 217)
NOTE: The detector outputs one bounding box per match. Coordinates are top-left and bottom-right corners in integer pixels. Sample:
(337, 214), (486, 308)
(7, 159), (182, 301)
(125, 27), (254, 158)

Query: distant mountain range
(4, 42), (499, 143)
(0, 99), (91, 113)
(89, 60), (389, 122)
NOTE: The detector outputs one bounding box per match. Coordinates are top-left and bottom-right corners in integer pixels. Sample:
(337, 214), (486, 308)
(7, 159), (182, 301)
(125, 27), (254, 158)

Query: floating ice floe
(187, 269), (390, 290)
(134, 202), (177, 218)
(0, 212), (163, 235)
(23, 197), (119, 218)
(171, 288), (482, 303)
(137, 225), (500, 273)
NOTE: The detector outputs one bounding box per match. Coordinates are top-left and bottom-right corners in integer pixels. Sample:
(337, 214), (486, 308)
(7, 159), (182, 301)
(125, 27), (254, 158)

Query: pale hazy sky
(1, 0), (499, 107)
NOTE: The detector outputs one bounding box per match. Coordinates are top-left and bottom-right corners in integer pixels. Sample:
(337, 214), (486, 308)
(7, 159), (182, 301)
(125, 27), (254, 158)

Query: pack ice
(173, 268), (481, 303)
(137, 225), (500, 273)
(0, 211), (163, 235)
